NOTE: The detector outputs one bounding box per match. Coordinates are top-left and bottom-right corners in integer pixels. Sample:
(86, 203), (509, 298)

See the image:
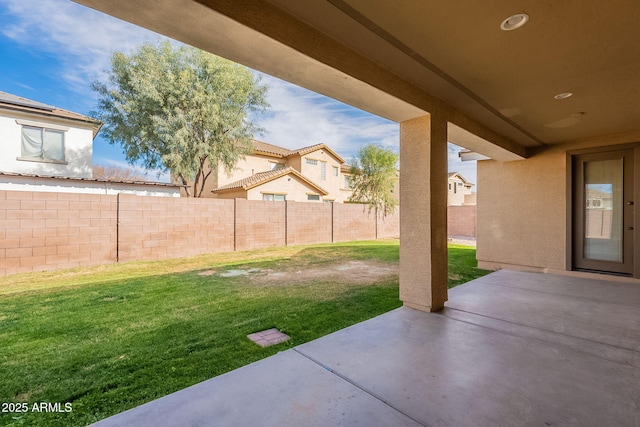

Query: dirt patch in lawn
(216, 260), (398, 285)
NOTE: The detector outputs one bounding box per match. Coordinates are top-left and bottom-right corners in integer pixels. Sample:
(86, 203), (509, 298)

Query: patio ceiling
(73, 1), (640, 159)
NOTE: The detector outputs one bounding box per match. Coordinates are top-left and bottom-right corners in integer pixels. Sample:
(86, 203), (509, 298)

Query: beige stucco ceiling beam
(73, 0), (529, 160)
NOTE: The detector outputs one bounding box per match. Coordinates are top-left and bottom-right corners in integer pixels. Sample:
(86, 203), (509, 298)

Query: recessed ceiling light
(500, 13), (529, 31)
(554, 92), (573, 100)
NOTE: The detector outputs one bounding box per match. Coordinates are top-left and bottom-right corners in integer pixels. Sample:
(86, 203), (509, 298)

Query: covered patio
(72, 1), (640, 424)
(93, 270), (640, 426)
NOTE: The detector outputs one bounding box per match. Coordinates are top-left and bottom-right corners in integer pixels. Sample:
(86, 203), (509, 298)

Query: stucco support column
(400, 113), (448, 312)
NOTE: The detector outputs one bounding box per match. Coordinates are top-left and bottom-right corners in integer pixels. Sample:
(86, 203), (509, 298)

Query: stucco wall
(0, 111), (93, 178)
(245, 174), (322, 201)
(217, 154), (284, 187)
(298, 150), (345, 201)
(477, 148), (567, 271)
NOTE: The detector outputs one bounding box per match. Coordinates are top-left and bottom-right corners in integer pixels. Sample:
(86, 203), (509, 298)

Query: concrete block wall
(1, 191), (412, 277)
(118, 195), (235, 262)
(0, 190), (117, 276)
(235, 200), (286, 251)
(333, 203), (377, 242)
(286, 201), (333, 245)
(377, 209), (400, 239)
(448, 205), (476, 238)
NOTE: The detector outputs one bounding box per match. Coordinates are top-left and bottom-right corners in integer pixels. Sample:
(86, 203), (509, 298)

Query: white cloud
(1, 0), (475, 184)
(255, 74), (399, 162)
(0, 0), (166, 99)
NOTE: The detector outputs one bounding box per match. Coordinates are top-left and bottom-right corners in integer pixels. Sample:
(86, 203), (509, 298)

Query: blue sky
(0, 0), (477, 184)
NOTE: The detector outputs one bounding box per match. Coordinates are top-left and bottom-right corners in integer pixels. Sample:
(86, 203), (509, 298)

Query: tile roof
(288, 143), (345, 163)
(212, 166), (328, 195)
(0, 91), (102, 137)
(448, 171), (474, 186)
(252, 140), (294, 157)
(251, 140), (345, 163)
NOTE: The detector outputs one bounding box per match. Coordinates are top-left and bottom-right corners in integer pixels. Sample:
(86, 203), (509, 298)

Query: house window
(263, 193), (286, 201)
(320, 161), (327, 180)
(306, 158), (318, 165)
(333, 166), (339, 177)
(21, 125), (65, 162)
(307, 194), (320, 201)
(269, 162), (284, 171)
(344, 176), (352, 189)
(448, 183), (452, 191)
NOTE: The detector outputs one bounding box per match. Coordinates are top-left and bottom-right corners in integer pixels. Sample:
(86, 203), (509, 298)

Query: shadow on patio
(92, 270), (640, 426)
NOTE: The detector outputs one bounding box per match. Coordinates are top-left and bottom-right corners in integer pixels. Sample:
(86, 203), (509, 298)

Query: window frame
(262, 193), (286, 201)
(17, 120), (69, 164)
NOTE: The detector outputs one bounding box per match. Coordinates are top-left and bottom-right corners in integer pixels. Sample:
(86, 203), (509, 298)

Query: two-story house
(209, 141), (354, 202)
(447, 172), (475, 206)
(0, 90), (182, 196)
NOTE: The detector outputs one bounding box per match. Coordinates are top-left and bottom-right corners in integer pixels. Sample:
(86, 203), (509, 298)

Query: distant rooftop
(0, 90), (102, 137)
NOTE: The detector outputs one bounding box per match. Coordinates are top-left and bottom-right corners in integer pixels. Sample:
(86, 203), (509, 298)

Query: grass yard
(0, 240), (487, 426)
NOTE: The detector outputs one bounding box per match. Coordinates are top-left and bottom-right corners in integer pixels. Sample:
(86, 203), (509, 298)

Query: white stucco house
(447, 172), (475, 206)
(0, 91), (182, 196)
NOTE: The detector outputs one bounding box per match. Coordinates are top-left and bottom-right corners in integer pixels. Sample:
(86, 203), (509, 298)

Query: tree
(92, 41), (269, 197)
(347, 144), (399, 217)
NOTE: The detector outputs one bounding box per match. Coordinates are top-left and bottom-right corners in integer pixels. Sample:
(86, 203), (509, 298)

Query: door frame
(568, 144), (640, 278)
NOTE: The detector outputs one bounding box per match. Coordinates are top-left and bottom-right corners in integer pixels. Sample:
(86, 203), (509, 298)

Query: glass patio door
(573, 150), (634, 275)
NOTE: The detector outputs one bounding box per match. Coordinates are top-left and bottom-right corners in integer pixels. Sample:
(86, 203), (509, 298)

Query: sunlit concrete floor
(92, 270), (640, 427)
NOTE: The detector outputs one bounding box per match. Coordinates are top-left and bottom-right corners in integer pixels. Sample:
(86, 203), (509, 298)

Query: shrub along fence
(0, 191), (400, 276)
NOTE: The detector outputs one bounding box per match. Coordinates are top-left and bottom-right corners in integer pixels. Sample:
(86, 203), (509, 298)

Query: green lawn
(0, 240), (488, 426)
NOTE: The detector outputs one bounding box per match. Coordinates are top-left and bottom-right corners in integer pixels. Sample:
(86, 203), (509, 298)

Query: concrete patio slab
(91, 270), (640, 427)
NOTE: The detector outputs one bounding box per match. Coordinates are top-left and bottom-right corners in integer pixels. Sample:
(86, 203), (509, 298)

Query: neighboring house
(0, 91), (182, 197)
(0, 91), (100, 179)
(447, 172), (475, 206)
(209, 140), (355, 202)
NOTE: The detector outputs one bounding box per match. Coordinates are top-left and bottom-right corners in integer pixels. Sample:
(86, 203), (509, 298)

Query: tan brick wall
(1, 191), (402, 277)
(235, 200), (286, 251)
(117, 195), (235, 262)
(377, 209), (400, 239)
(1, 190), (117, 276)
(448, 205), (476, 238)
(286, 201), (332, 245)
(333, 203), (377, 242)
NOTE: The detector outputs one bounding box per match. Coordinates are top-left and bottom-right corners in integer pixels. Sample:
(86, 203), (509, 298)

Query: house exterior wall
(476, 144), (572, 272)
(0, 110), (93, 178)
(297, 150), (345, 200)
(244, 174), (324, 201)
(447, 176), (473, 206)
(217, 154), (286, 187)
